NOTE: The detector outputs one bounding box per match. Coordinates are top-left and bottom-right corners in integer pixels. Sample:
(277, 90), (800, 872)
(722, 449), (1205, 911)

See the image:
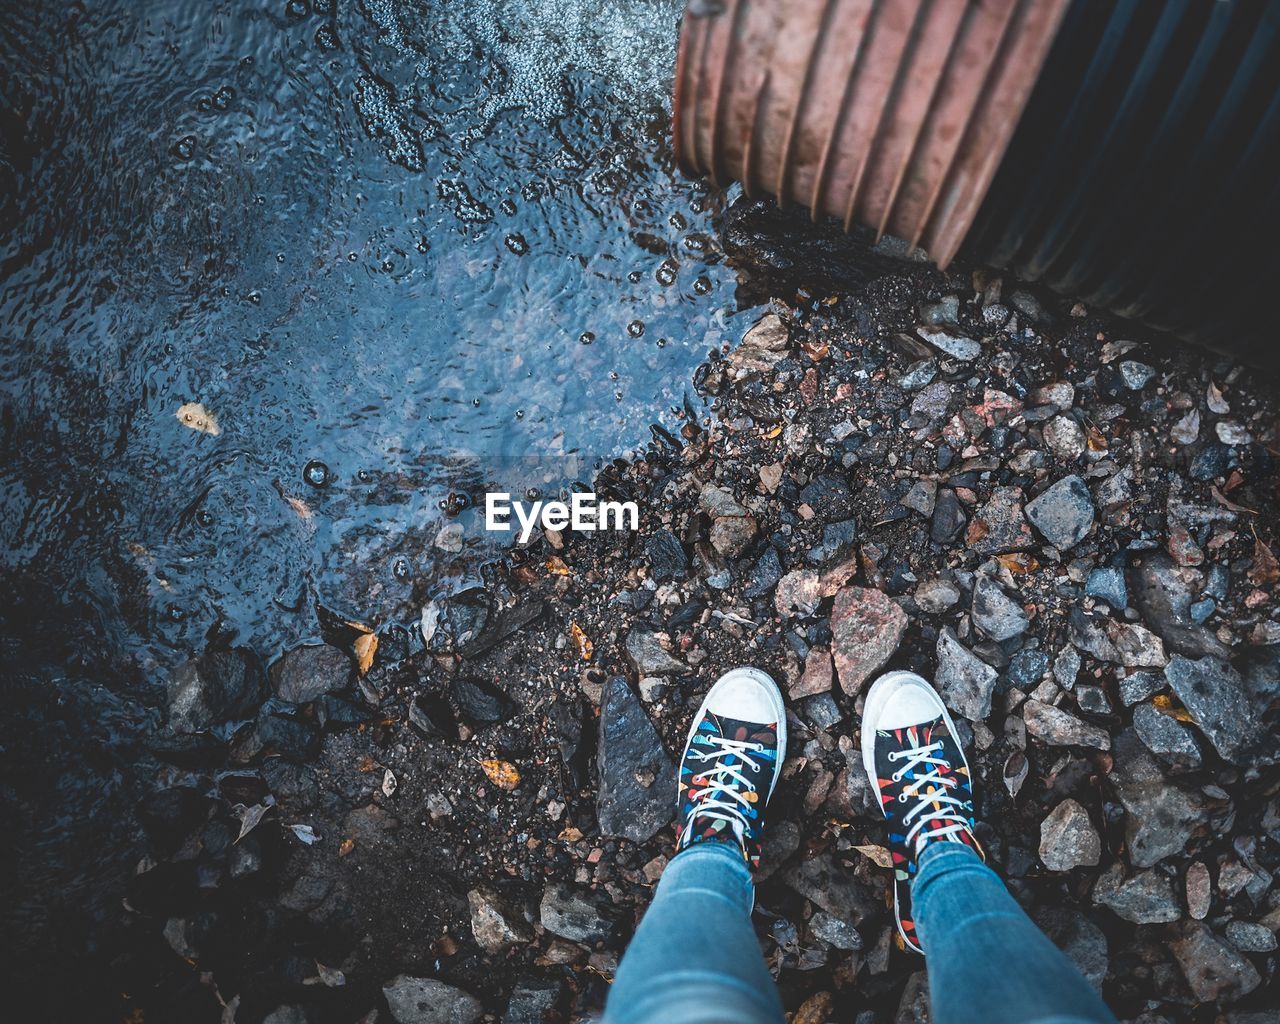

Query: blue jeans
(604, 841), (1117, 1024)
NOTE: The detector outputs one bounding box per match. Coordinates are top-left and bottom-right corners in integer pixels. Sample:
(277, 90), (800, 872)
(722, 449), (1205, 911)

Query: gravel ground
(13, 203), (1280, 1024)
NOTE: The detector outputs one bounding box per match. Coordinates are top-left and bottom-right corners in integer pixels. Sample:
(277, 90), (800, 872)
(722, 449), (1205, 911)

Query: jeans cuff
(915, 841), (983, 891)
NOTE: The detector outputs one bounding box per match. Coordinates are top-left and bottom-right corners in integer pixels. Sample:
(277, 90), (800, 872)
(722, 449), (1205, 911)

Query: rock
(1039, 799), (1101, 871)
(1224, 921), (1277, 953)
(646, 529), (687, 581)
(895, 970), (931, 1024)
(915, 578), (961, 614)
(1095, 466), (1134, 510)
(434, 522), (465, 553)
(1043, 415), (1086, 461)
(699, 484), (748, 518)
(791, 647), (833, 699)
(269, 644), (352, 704)
(917, 326), (981, 361)
(1007, 649), (1050, 688)
(1076, 685), (1110, 714)
(1084, 566), (1127, 610)
(1029, 380), (1075, 409)
(806, 519), (858, 565)
(971, 576), (1030, 641)
(1091, 863), (1180, 923)
(1023, 700), (1110, 749)
(539, 882), (613, 944)
(1107, 621), (1167, 669)
(809, 910), (863, 950)
(731, 312), (789, 371)
(597, 677), (675, 842)
(935, 628), (999, 721)
(799, 692), (843, 731)
(1171, 924), (1261, 1003)
(781, 853), (877, 927)
(503, 979), (561, 1024)
(1032, 908), (1109, 991)
(911, 381), (952, 421)
(468, 888), (532, 952)
(168, 646), (266, 733)
(1171, 408), (1200, 445)
(1127, 553), (1230, 661)
(743, 546), (784, 599)
(1110, 730), (1209, 867)
(930, 489), (967, 544)
(382, 976), (482, 1024)
(624, 628), (685, 676)
(1119, 671), (1163, 706)
(1132, 702), (1202, 770)
(1164, 655), (1280, 767)
(900, 480), (937, 517)
(1119, 360), (1156, 389)
(263, 1009), (307, 1024)
(1186, 861), (1212, 919)
(966, 486), (1035, 553)
(1025, 475), (1095, 550)
(710, 514), (758, 558)
(830, 586), (907, 695)
(1053, 647), (1081, 690)
(451, 677), (516, 724)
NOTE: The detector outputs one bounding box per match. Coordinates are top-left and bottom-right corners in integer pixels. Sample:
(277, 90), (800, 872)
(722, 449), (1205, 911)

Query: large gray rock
(468, 888), (532, 952)
(971, 576), (1030, 641)
(1039, 799), (1101, 871)
(1127, 553), (1230, 661)
(1025, 475), (1095, 550)
(1164, 655), (1280, 767)
(1132, 702), (1202, 771)
(831, 586), (907, 695)
(539, 882), (613, 944)
(1023, 700), (1110, 749)
(503, 979), (562, 1024)
(270, 644), (352, 704)
(382, 976), (482, 1024)
(1171, 924), (1262, 1003)
(624, 628), (686, 677)
(597, 677), (674, 842)
(168, 646), (266, 732)
(1032, 907), (1109, 991)
(1109, 731), (1209, 867)
(1091, 863), (1180, 923)
(781, 853), (878, 928)
(935, 628), (999, 721)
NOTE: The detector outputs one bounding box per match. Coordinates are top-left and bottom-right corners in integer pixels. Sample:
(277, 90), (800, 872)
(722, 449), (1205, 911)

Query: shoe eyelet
(898, 793), (908, 803)
(891, 770), (903, 782)
(886, 751), (899, 762)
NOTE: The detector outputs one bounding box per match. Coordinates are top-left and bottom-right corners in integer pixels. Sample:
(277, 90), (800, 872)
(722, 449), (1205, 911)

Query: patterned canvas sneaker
(862, 670), (983, 954)
(675, 667), (786, 872)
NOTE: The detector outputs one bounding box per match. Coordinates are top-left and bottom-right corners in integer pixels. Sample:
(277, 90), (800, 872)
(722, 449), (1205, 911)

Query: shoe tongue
(708, 713), (776, 745)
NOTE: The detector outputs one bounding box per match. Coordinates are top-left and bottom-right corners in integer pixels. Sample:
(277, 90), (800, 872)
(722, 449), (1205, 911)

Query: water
(0, 0), (748, 677)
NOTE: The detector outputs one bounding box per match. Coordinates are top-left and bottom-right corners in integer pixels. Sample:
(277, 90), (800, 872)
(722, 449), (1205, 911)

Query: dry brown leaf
(1248, 535), (1280, 587)
(792, 992), (834, 1024)
(569, 621), (593, 661)
(338, 838), (356, 857)
(1085, 424), (1108, 452)
(765, 425), (783, 439)
(285, 495), (313, 520)
(1152, 693), (1195, 723)
(558, 826), (584, 843)
(545, 556), (572, 576)
(478, 758), (520, 792)
(355, 754), (380, 773)
(1210, 485), (1257, 515)
(997, 552), (1040, 575)
(353, 631), (378, 675)
(853, 843), (893, 869)
(177, 401), (221, 436)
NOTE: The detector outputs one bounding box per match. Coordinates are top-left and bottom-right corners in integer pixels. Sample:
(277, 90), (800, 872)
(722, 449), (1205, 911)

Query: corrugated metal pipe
(674, 0), (1280, 367)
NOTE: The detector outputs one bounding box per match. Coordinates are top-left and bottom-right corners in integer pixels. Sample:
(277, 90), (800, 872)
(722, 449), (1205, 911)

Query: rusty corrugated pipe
(675, 0), (1280, 368)
(674, 0), (1070, 267)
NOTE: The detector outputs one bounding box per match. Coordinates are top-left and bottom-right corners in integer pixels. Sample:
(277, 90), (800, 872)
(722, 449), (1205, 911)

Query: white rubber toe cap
(701, 667), (785, 724)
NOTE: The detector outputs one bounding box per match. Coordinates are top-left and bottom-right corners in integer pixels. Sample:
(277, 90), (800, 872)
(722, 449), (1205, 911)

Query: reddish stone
(830, 586), (908, 695)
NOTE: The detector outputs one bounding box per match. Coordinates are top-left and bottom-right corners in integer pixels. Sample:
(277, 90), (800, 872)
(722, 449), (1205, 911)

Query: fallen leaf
(1003, 750), (1029, 798)
(356, 754), (381, 773)
(853, 844), (893, 869)
(338, 838), (356, 857)
(997, 552), (1040, 574)
(765, 425), (783, 439)
(569, 621), (593, 661)
(1152, 694), (1195, 723)
(1210, 485), (1256, 515)
(478, 758), (520, 792)
(1248, 535), (1279, 587)
(232, 800), (273, 842)
(313, 962), (346, 987)
(177, 401), (221, 436)
(793, 992), (834, 1024)
(558, 826), (584, 842)
(353, 631), (378, 674)
(285, 495), (312, 519)
(290, 823), (321, 845)
(1085, 424), (1108, 452)
(545, 556), (572, 576)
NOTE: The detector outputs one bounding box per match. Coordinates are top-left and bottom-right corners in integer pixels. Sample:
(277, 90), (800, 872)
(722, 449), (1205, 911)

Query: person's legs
(861, 671), (1118, 1024)
(914, 843), (1116, 1024)
(602, 667), (787, 1024)
(604, 839), (783, 1024)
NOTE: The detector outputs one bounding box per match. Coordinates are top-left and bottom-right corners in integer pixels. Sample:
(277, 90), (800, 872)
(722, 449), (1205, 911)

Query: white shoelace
(682, 734), (766, 844)
(888, 739), (971, 855)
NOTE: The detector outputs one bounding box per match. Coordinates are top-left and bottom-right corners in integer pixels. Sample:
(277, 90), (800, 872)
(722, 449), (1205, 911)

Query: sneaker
(861, 670), (982, 954)
(675, 667), (786, 871)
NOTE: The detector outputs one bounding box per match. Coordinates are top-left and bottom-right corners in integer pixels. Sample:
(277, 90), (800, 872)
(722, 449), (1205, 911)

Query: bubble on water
(504, 233), (528, 255)
(578, 331), (594, 345)
(285, 0), (310, 20)
(352, 73), (425, 172)
(471, 397), (481, 406)
(626, 320), (644, 337)
(440, 492), (471, 515)
(520, 181), (543, 202)
(627, 270), (642, 284)
(437, 179), (493, 224)
(393, 557), (410, 580)
(524, 487), (541, 501)
(304, 460), (331, 487)
(656, 337), (667, 348)
(315, 24), (340, 49)
(515, 409), (525, 419)
(669, 212), (687, 230)
(171, 136), (196, 161)
(213, 85), (235, 110)
(499, 198), (518, 217)
(655, 258), (678, 286)
(276, 252), (286, 262)
(693, 275), (711, 295)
